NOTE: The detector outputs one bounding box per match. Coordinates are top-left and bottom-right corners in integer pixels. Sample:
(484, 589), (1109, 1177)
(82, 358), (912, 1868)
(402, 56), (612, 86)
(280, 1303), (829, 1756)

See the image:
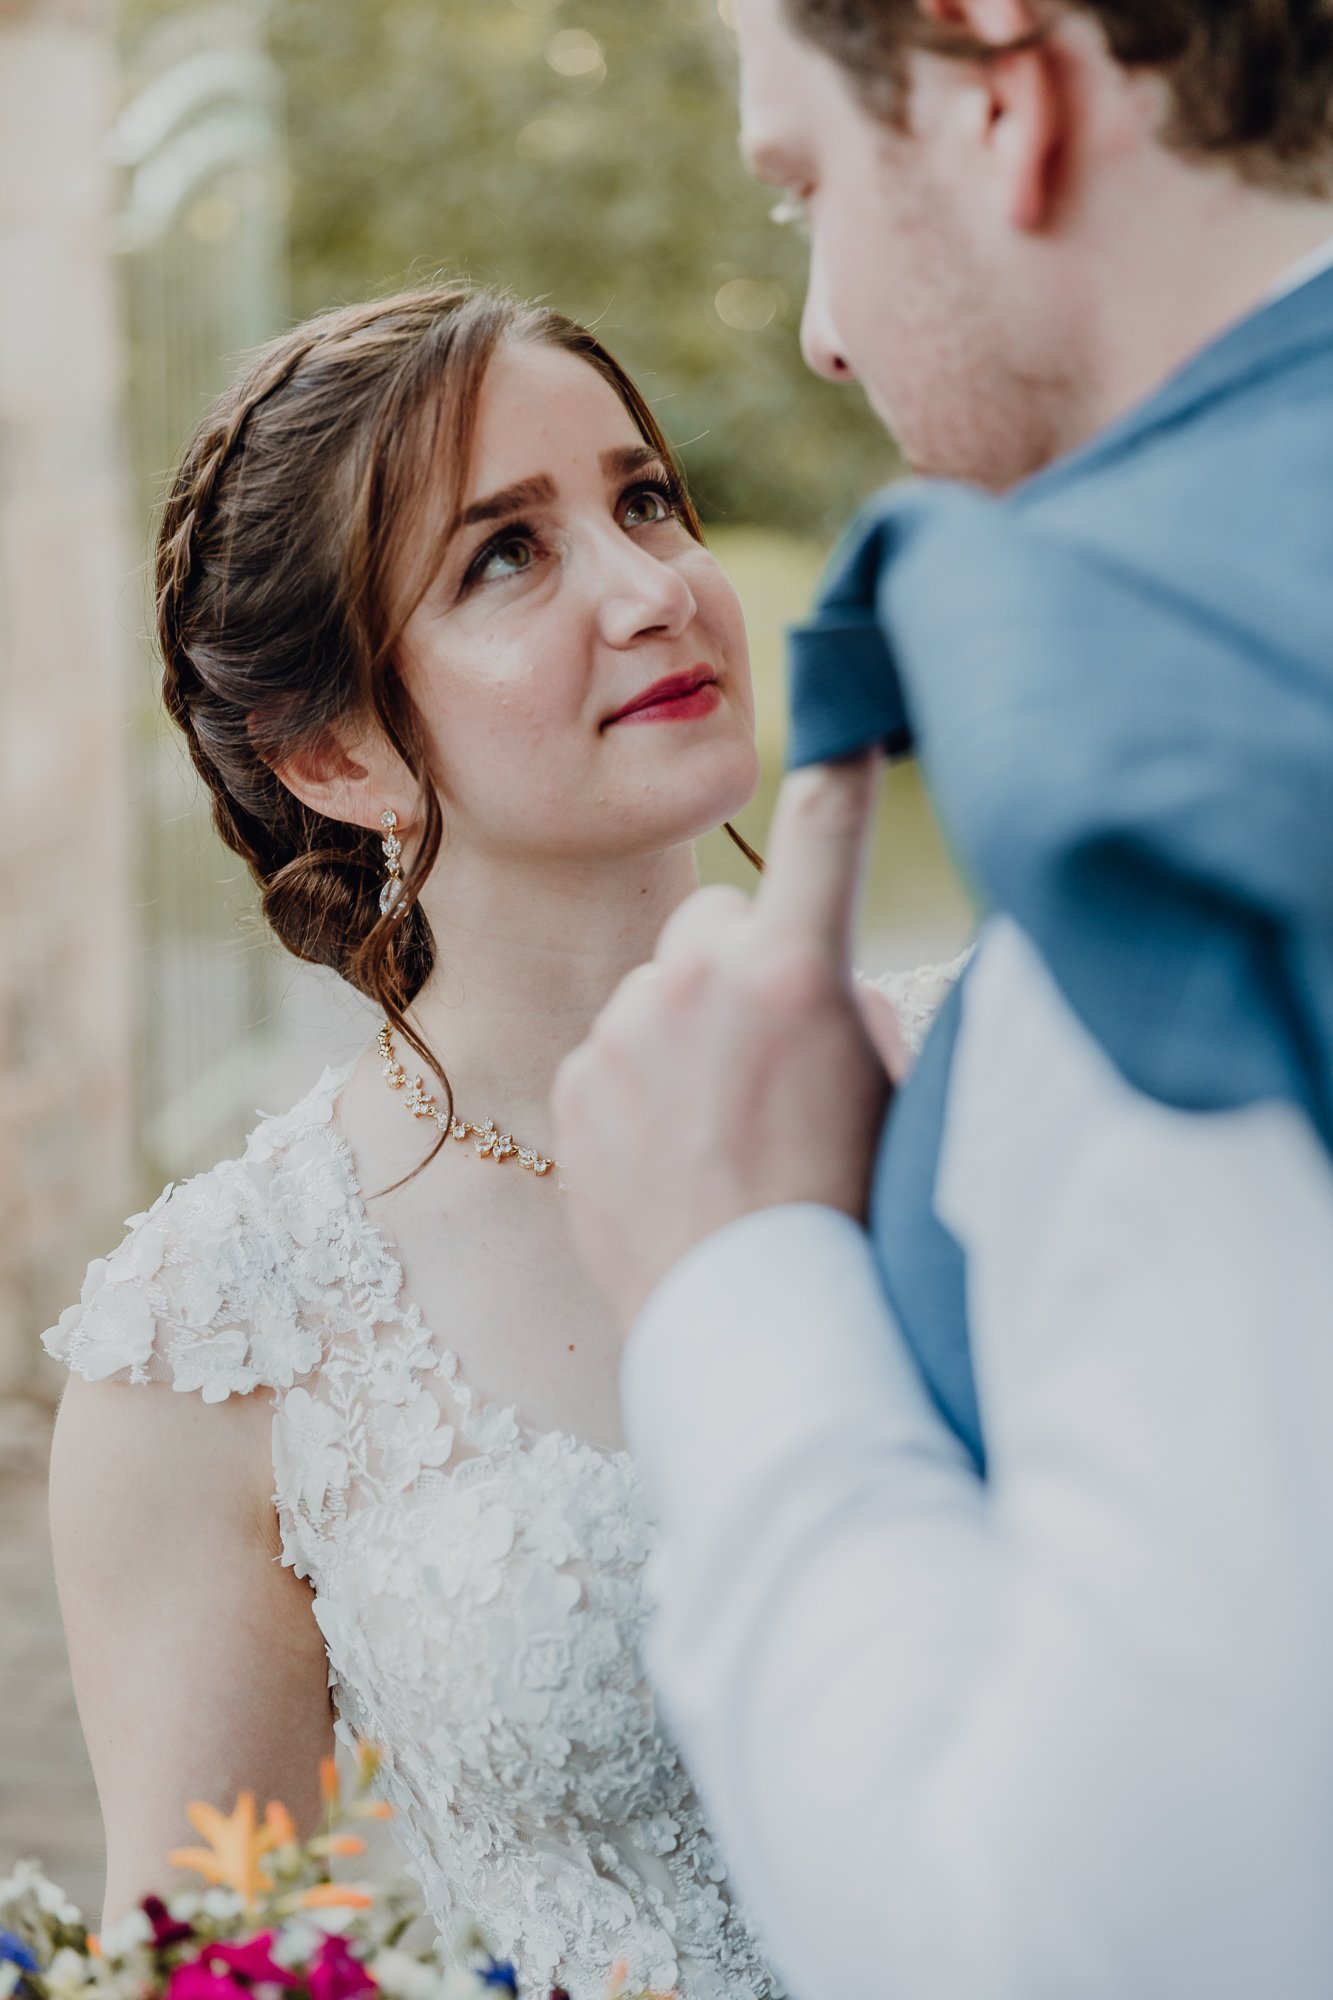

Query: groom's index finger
(755, 754), (881, 966)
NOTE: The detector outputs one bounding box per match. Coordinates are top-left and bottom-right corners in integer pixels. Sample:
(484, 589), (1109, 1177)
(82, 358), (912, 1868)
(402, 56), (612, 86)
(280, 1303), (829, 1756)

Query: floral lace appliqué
(43, 960), (961, 2000)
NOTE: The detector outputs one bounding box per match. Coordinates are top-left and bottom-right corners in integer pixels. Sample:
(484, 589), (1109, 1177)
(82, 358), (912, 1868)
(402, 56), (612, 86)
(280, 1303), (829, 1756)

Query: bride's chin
(652, 742), (763, 848)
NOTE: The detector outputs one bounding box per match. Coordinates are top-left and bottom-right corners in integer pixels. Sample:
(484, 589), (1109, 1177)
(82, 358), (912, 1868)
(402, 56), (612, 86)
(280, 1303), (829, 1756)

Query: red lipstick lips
(605, 668), (720, 727)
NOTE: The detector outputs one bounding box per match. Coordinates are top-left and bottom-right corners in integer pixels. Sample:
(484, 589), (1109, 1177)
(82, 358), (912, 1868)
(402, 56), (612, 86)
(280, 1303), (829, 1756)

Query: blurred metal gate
(111, 25), (287, 1186)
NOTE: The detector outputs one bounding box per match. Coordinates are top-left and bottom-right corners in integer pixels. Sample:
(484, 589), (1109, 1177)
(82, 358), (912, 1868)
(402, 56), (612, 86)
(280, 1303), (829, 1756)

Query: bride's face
(397, 340), (759, 865)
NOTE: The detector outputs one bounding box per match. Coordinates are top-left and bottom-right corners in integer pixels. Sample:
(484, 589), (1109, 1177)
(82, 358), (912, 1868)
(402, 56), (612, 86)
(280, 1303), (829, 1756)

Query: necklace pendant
(377, 1024), (559, 1186)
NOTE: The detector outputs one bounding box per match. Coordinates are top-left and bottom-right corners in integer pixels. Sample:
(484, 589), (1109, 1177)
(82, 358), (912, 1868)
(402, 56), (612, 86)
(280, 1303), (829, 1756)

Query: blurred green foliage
(114, 0), (972, 959)
(121, 0), (900, 533)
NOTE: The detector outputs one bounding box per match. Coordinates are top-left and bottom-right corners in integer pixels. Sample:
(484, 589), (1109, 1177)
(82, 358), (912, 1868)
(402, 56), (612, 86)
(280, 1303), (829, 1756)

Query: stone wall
(0, 0), (137, 1391)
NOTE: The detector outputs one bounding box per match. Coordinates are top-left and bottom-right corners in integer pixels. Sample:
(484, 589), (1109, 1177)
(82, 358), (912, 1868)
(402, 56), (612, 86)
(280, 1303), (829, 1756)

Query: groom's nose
(800, 287), (856, 384)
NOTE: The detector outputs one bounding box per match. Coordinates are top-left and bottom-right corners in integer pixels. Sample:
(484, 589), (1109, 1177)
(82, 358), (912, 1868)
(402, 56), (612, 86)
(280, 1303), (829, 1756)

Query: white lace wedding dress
(44, 961), (962, 2000)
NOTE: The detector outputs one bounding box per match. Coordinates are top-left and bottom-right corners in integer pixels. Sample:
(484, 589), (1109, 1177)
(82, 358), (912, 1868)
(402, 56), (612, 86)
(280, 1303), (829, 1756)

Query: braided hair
(155, 284), (714, 1127)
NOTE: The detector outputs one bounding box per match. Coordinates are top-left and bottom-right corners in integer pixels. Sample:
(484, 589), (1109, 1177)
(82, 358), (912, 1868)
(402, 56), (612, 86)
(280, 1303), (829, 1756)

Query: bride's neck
(401, 841), (700, 1120)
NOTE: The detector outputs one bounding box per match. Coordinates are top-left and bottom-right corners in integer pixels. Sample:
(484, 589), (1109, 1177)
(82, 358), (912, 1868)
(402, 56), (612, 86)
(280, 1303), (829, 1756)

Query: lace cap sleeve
(41, 1114), (339, 1406)
(866, 947), (974, 1057)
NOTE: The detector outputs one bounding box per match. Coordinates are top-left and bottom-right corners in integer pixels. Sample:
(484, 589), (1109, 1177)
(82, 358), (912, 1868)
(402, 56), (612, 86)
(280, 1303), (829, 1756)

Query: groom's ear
(916, 0), (1067, 235)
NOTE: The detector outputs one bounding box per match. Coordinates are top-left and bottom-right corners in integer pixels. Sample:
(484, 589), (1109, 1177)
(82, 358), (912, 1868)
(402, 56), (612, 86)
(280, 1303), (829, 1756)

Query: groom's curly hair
(784, 0), (1333, 193)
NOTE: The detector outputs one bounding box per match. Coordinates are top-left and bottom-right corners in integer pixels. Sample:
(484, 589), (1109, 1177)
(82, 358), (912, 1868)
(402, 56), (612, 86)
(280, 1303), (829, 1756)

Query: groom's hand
(552, 755), (894, 1329)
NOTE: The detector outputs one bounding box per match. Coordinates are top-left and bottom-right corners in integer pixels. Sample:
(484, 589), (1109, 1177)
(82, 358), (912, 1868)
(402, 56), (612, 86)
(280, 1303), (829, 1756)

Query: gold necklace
(376, 1024), (557, 1180)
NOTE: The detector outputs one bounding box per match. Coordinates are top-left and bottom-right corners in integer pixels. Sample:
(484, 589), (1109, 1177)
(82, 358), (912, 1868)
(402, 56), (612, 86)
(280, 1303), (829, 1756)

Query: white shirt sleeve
(622, 918), (1333, 2000)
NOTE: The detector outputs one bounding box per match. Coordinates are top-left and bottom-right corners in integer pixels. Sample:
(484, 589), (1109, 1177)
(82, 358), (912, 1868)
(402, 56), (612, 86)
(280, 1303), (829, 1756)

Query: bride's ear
(916, 0), (1066, 235)
(264, 719), (413, 835)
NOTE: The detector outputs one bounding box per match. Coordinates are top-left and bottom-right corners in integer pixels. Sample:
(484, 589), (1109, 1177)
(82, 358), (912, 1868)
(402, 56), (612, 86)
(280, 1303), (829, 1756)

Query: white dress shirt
(623, 918), (1333, 1998)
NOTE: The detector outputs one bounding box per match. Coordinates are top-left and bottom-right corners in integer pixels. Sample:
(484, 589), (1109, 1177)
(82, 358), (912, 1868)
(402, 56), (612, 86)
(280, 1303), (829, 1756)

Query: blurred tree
(120, 0), (900, 531)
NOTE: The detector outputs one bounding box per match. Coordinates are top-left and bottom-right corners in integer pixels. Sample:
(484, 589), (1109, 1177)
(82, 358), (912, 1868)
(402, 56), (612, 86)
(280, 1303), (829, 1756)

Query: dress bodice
(44, 1067), (777, 2000)
(44, 961), (965, 2000)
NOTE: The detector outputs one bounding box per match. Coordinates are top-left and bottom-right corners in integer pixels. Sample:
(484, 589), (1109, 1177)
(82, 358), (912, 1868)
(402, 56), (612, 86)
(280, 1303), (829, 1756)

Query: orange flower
(265, 1801), (298, 1850)
(298, 1885), (374, 1911)
(352, 1801), (395, 1822)
(86, 1938), (102, 1960)
(319, 1758), (340, 1812)
(607, 1960), (630, 1996)
(168, 1791), (290, 1907)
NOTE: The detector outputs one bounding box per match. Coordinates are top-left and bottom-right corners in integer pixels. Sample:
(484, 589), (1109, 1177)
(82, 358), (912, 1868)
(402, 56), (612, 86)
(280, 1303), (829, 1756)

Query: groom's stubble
(737, 0), (1083, 491)
(737, 0), (1333, 492)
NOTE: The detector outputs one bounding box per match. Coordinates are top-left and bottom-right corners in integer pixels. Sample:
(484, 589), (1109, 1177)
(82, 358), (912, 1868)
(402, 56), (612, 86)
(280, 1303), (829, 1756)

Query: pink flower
(210, 1937), (298, 1986)
(166, 1933), (298, 2000)
(165, 1962), (245, 2000)
(309, 1934), (377, 2000)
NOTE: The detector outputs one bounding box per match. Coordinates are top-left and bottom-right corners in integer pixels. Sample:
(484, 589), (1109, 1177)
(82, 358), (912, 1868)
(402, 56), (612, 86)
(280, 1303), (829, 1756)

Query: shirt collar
(1270, 232), (1333, 301)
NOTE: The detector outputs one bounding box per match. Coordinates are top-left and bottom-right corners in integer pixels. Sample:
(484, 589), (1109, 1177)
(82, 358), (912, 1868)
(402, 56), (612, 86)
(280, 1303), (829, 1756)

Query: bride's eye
(467, 528), (539, 589)
(621, 479), (680, 529)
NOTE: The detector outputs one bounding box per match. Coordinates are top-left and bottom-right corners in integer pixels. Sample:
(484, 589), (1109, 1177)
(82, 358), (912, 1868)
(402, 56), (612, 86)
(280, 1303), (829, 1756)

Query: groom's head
(738, 0), (1333, 488)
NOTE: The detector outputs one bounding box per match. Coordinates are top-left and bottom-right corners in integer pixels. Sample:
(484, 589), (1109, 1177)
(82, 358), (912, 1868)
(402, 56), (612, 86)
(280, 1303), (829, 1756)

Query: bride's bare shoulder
(50, 1365), (278, 1556)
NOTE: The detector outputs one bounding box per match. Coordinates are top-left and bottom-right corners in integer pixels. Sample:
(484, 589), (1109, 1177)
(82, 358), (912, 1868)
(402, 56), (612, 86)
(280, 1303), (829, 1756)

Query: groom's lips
(603, 667), (720, 727)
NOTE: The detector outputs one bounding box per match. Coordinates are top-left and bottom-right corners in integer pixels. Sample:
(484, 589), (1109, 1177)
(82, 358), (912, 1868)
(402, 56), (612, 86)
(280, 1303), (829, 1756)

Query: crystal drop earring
(379, 809), (404, 917)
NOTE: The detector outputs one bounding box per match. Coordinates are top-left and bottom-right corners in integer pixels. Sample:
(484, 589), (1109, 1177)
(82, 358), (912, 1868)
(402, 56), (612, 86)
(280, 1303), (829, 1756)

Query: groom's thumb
(755, 754), (880, 969)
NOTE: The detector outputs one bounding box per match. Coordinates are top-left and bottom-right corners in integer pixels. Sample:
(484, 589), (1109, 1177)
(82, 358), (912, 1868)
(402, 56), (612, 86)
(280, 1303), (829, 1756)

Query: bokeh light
(547, 28), (606, 81)
(714, 276), (784, 330)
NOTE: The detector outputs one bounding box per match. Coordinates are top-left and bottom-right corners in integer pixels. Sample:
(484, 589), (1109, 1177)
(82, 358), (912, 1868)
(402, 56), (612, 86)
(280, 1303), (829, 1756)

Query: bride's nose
(595, 535), (697, 650)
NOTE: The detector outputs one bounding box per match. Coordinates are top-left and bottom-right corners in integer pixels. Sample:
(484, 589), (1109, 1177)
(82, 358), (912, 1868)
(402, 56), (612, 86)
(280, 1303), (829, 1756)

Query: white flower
(98, 1909), (152, 1956)
(0, 1858), (78, 1917)
(514, 1630), (572, 1692)
(365, 1346), (417, 1405)
(486, 1565), (581, 1726)
(44, 1948), (95, 2000)
(274, 1387), (349, 1513)
(68, 1273), (156, 1378)
(247, 1304), (322, 1389)
(371, 1390), (454, 1491)
(270, 1922), (324, 1968)
(1, 1966), (24, 1999)
(200, 1888), (244, 1920)
(368, 1949), (441, 2000)
(421, 1494), (515, 1604)
(552, 1861), (635, 1935)
(462, 1402), (519, 1456)
(116, 1208), (170, 1283)
(169, 1326), (257, 1402)
(631, 1812), (681, 1857)
(439, 1972), (491, 2000)
(269, 1144), (346, 1251)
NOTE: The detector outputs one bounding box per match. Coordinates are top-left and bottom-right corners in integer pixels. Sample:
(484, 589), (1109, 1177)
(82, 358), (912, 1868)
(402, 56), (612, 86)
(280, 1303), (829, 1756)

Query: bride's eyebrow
(601, 444), (668, 481)
(457, 473), (557, 529)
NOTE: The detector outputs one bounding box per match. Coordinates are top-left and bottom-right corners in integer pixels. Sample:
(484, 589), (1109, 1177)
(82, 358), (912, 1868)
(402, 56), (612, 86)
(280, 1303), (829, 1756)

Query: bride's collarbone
(361, 1146), (629, 1456)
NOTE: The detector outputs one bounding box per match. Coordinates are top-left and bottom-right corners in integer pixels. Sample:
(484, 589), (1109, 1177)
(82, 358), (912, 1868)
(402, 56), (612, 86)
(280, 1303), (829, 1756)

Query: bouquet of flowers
(0, 1748), (663, 2000)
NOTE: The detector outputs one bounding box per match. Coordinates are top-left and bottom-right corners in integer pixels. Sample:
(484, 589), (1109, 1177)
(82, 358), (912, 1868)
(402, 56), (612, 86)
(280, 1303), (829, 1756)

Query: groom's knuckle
(661, 882), (746, 949)
(746, 937), (826, 1014)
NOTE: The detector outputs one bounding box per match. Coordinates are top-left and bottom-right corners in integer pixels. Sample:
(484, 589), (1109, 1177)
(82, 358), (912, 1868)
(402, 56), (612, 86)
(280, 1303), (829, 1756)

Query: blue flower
(0, 1932), (39, 1975)
(479, 1962), (518, 1994)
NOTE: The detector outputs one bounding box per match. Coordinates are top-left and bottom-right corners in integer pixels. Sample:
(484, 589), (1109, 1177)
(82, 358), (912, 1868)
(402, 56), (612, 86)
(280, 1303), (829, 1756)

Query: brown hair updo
(156, 283), (721, 1128)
